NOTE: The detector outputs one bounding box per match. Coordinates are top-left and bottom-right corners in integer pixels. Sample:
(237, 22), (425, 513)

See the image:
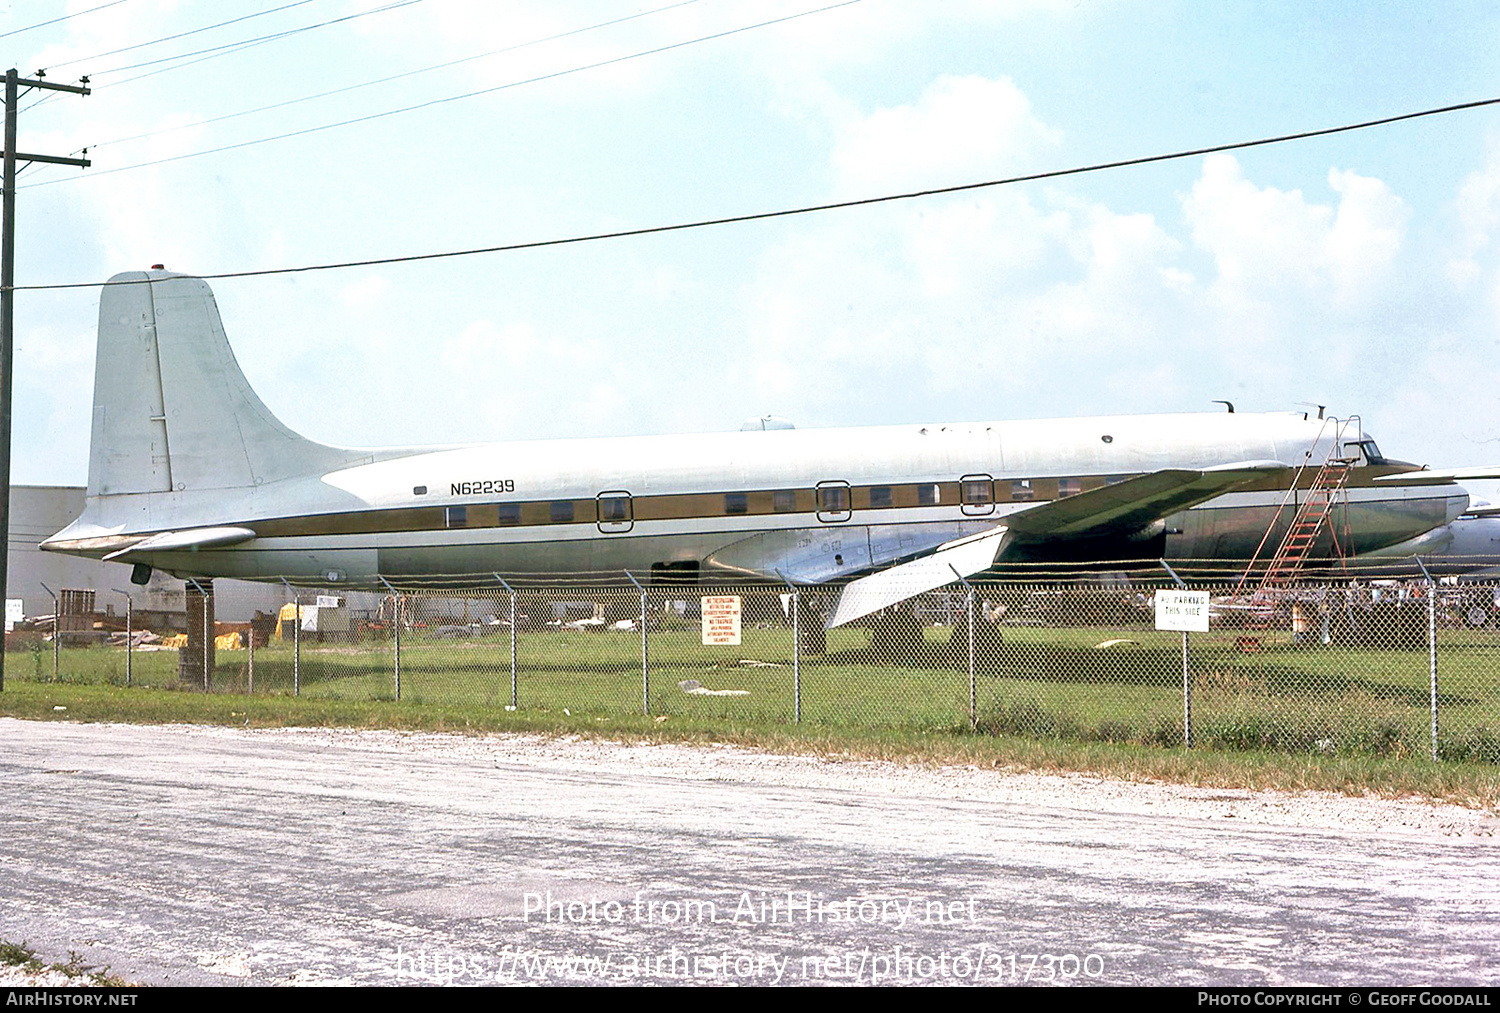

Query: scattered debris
(677, 679), (750, 697)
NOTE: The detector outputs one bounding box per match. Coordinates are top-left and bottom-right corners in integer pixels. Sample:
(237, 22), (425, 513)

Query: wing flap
(704, 521), (980, 584)
(826, 527), (1010, 628)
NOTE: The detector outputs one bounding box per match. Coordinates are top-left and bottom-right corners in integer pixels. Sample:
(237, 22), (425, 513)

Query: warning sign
(701, 595), (742, 646)
(1154, 590), (1210, 632)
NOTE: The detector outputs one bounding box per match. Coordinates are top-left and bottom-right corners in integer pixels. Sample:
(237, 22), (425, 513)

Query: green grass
(0, 939), (129, 987)
(3, 679), (1497, 809)
(4, 618), (1500, 807)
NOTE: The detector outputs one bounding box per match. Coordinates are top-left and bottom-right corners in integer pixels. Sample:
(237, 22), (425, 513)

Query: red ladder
(1253, 457), (1352, 597)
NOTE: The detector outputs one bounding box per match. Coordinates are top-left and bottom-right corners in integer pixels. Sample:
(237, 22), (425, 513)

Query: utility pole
(0, 68), (89, 691)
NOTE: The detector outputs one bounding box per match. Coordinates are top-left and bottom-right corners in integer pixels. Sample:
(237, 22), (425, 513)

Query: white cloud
(830, 75), (1061, 196)
(1448, 147), (1500, 301)
(1182, 154), (1409, 317)
(338, 274), (389, 309)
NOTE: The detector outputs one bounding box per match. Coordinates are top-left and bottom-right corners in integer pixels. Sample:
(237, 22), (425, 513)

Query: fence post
(495, 575), (517, 710)
(1181, 630), (1192, 748)
(278, 579), (302, 697)
(968, 587), (977, 729)
(948, 566), (978, 730)
(379, 578), (402, 702)
(1159, 561), (1193, 748)
(111, 589), (132, 687)
(780, 575), (801, 723)
(39, 581), (57, 682)
(625, 571), (648, 715)
(247, 613), (254, 693)
(1416, 558), (1438, 761)
(200, 580), (211, 690)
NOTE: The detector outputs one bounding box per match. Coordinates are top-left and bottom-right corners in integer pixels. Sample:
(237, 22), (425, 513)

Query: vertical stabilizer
(87, 270), (354, 497)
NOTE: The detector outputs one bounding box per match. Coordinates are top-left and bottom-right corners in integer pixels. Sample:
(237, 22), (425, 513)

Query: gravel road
(1, 719), (1496, 986)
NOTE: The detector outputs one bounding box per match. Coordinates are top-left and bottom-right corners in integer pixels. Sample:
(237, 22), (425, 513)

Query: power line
(89, 0), (428, 78)
(14, 94), (1500, 293)
(85, 0), (704, 151)
(42, 0), (321, 72)
(103, 35), (285, 90)
(21, 0), (862, 188)
(0, 0), (135, 40)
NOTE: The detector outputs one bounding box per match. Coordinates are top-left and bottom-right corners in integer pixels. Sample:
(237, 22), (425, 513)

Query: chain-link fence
(8, 571), (1498, 763)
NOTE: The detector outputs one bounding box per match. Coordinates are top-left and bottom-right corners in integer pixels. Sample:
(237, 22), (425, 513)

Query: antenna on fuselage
(1295, 402), (1327, 420)
(1211, 400), (1235, 413)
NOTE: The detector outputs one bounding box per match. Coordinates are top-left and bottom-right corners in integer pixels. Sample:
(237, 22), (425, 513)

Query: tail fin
(88, 270), (355, 496)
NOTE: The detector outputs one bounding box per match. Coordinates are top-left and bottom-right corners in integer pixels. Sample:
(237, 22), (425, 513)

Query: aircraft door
(596, 491), (634, 533)
(960, 474), (996, 516)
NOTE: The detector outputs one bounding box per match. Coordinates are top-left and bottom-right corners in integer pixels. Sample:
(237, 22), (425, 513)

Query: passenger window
(773, 490), (797, 512)
(1011, 480), (1035, 502)
(724, 492), (748, 515)
(962, 479), (993, 505)
(551, 501), (575, 523)
(1059, 478), (1081, 498)
(445, 506), (468, 528)
(497, 504), (521, 526)
(869, 486), (893, 508)
(917, 484), (940, 506)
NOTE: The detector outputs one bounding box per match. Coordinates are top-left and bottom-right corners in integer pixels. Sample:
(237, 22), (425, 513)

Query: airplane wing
(820, 460), (1287, 627)
(1004, 460), (1287, 542)
(1374, 466), (1500, 485)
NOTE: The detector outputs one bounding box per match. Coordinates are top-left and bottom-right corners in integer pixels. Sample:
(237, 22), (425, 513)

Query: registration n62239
(451, 480), (515, 496)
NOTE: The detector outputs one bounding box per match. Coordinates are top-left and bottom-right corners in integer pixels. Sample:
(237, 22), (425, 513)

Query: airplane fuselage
(45, 408), (1465, 586)
(37, 271), (1475, 597)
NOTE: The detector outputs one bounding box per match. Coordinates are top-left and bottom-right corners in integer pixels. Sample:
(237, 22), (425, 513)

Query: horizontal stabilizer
(102, 526), (258, 561)
(826, 526), (1010, 629)
(1375, 466), (1500, 484)
(1006, 460), (1287, 541)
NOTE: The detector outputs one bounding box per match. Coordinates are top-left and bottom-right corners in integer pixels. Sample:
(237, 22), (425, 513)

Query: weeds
(0, 939), (129, 986)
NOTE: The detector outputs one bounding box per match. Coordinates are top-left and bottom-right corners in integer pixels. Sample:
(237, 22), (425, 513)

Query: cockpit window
(1344, 440), (1387, 466)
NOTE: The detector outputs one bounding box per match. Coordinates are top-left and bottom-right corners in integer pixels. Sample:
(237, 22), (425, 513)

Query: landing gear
(797, 604), (827, 657)
(179, 579), (214, 689)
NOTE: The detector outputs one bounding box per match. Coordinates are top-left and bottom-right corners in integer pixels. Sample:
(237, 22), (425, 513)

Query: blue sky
(6, 0), (1500, 499)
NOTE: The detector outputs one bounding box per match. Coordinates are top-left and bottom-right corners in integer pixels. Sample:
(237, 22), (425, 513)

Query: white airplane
(1357, 500), (1500, 578)
(41, 270), (1483, 629)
